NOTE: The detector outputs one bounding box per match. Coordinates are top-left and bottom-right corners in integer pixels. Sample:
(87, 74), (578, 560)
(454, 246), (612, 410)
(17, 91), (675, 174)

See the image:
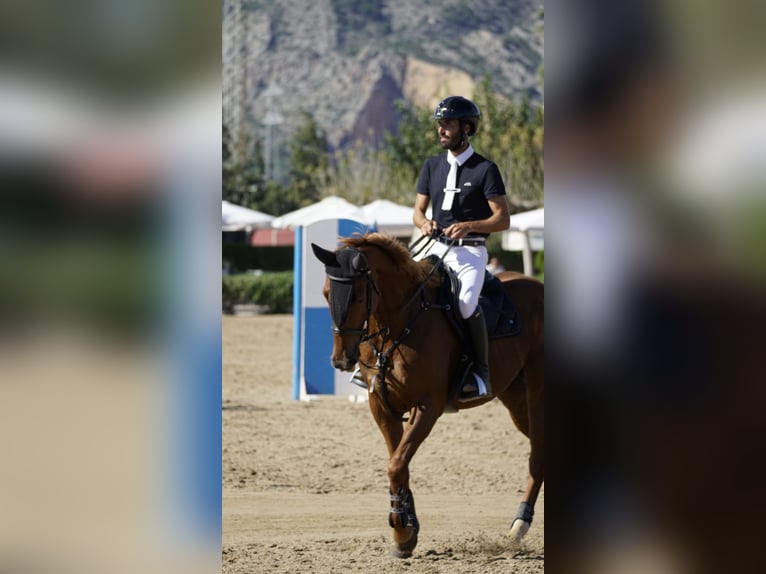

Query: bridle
(321, 238), (455, 421)
(328, 234), (454, 343)
(326, 255), (380, 339)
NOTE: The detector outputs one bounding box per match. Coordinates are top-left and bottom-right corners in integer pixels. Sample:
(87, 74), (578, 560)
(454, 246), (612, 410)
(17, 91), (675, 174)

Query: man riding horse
(412, 96), (511, 402)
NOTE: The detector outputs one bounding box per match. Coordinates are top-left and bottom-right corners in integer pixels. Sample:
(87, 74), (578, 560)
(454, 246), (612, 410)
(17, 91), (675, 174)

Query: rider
(412, 96), (511, 403)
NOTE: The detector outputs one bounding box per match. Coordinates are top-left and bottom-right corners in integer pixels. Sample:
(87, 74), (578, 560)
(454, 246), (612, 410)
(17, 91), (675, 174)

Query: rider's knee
(458, 298), (478, 319)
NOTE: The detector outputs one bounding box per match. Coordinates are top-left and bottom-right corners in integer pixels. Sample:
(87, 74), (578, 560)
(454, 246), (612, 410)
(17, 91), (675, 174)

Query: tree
(324, 101), (433, 207)
(242, 81), (543, 213)
(284, 110), (330, 209)
(223, 111), (334, 216)
(344, 99), (440, 205)
(222, 122), (265, 210)
(473, 76), (514, 164)
(506, 93), (544, 207)
(326, 140), (393, 205)
(381, 100), (440, 183)
(472, 77), (544, 209)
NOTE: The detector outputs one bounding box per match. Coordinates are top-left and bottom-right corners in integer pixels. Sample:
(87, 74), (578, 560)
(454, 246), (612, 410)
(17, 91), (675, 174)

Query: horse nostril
(331, 349), (359, 372)
(332, 355), (354, 372)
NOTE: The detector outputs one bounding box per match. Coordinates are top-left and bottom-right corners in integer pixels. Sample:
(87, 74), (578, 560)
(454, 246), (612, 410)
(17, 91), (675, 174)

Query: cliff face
(225, 0), (543, 149)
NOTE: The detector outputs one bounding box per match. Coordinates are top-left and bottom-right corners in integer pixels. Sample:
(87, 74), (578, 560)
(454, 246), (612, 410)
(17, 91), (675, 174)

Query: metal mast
(222, 0), (248, 166)
(261, 83), (284, 181)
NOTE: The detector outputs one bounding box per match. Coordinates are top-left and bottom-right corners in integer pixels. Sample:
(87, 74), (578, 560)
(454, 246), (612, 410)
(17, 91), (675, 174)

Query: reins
(401, 230), (453, 311)
(407, 231), (435, 259)
(325, 232), (458, 422)
(357, 232), (456, 422)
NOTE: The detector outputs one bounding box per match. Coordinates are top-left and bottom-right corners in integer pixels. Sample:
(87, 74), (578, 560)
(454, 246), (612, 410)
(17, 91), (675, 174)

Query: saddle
(426, 255), (522, 341)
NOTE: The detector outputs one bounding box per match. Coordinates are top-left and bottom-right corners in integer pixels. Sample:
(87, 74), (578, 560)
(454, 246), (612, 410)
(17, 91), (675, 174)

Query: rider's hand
(444, 222), (472, 239)
(420, 220), (438, 236)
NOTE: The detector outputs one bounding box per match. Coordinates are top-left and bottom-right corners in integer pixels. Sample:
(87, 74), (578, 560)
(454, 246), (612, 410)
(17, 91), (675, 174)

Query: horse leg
(369, 396), (412, 556)
(500, 370), (529, 438)
(502, 353), (544, 545)
(378, 401), (441, 558)
(509, 362), (544, 545)
(369, 396), (404, 457)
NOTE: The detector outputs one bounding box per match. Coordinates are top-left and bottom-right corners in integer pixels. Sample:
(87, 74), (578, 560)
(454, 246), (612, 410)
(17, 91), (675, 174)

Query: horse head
(311, 242), (378, 371)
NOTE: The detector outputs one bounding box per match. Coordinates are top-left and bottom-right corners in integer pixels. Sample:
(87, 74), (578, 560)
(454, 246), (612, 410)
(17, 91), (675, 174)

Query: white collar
(448, 144), (474, 166)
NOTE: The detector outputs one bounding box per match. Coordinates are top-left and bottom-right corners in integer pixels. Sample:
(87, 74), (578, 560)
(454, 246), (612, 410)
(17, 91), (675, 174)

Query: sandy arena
(223, 314), (544, 573)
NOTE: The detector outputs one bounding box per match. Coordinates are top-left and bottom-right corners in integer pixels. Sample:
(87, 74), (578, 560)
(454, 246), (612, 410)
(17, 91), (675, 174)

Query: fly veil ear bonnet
(311, 243), (369, 330)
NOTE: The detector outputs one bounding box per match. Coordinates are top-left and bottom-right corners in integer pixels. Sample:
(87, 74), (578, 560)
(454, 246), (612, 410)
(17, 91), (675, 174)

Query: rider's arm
(474, 195), (511, 233)
(413, 194), (437, 236)
(443, 196), (510, 238)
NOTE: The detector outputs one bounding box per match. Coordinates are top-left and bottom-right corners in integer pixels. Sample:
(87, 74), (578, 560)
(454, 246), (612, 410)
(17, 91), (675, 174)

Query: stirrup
(348, 366), (367, 389)
(457, 372), (491, 403)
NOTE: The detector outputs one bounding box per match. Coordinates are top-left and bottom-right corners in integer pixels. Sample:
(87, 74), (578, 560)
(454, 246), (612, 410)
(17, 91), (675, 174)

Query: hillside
(223, 0), (543, 150)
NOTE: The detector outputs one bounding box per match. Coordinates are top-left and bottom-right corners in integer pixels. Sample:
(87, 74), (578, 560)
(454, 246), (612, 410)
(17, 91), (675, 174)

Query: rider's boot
(458, 307), (492, 403)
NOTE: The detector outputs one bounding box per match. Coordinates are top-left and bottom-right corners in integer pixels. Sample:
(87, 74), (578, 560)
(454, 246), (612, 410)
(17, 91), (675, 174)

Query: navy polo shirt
(416, 151), (506, 237)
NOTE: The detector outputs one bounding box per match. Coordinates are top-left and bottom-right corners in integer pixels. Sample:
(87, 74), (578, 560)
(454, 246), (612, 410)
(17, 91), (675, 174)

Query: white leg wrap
(507, 518), (530, 545)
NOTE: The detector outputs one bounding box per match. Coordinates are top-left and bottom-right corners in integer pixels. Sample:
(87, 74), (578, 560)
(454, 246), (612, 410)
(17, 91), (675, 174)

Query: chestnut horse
(311, 233), (543, 558)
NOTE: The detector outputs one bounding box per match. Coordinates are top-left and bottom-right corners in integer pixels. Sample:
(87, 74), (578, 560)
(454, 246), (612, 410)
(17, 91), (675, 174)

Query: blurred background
(2, 0), (765, 572)
(0, 1), (220, 572)
(546, 1), (766, 573)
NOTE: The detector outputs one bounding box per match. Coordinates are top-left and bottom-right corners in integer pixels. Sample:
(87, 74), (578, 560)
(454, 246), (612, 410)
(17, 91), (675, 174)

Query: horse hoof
(390, 528), (418, 559)
(389, 544), (413, 559)
(507, 518), (530, 546)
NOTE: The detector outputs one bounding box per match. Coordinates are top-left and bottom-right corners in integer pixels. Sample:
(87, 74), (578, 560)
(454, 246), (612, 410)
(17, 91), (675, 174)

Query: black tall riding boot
(459, 308), (492, 403)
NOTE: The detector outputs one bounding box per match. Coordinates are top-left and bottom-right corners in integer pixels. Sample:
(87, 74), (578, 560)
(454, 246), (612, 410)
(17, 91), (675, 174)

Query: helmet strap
(458, 121), (469, 148)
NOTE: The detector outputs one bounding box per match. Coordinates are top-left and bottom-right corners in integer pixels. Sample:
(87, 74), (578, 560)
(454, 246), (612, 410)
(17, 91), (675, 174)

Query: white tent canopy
(360, 199), (415, 236)
(502, 208), (544, 275)
(222, 200), (275, 231)
(509, 207), (544, 233)
(271, 196), (365, 229)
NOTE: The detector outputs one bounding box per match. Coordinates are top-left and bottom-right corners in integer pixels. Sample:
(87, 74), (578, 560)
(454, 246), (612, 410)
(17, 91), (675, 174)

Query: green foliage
(321, 81), (544, 209)
(223, 122), (266, 210)
(222, 243), (293, 273)
(222, 77), (543, 215)
(331, 0), (391, 52)
(222, 272), (293, 314)
(254, 180), (300, 216)
(286, 110), (329, 207)
(382, 100), (441, 187)
(325, 141), (391, 204)
(449, 2), (482, 29)
(534, 250), (544, 282)
(223, 111), (330, 216)
(319, 100), (441, 206)
(472, 76), (544, 208)
(486, 233), (524, 273)
(4, 240), (159, 335)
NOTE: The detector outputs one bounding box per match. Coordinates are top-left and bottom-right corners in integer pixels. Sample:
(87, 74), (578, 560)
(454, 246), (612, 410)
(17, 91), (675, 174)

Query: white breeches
(427, 241), (488, 319)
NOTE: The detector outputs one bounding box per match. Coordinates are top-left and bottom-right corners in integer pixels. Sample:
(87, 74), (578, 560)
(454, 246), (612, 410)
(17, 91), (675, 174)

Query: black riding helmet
(432, 96), (481, 136)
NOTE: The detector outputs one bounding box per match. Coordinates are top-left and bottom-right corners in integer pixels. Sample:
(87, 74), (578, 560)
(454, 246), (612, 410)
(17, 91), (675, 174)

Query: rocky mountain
(223, 0), (543, 151)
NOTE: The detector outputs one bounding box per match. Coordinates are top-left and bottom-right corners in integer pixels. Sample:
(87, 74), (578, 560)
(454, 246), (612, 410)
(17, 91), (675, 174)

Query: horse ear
(351, 252), (368, 272)
(311, 243), (338, 267)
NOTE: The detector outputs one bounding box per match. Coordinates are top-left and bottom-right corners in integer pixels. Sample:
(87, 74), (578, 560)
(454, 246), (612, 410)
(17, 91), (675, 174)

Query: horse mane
(340, 233), (440, 288)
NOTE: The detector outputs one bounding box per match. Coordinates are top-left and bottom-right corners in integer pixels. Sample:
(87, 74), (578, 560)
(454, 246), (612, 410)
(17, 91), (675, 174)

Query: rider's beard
(442, 132), (466, 152)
